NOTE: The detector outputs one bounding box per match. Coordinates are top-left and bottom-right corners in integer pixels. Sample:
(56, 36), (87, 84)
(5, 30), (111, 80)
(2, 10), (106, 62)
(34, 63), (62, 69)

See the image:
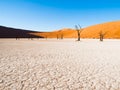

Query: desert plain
(0, 39), (120, 90)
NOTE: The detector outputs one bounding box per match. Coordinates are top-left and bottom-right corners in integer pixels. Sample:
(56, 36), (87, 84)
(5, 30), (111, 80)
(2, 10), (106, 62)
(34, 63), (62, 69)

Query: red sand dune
(31, 21), (120, 39)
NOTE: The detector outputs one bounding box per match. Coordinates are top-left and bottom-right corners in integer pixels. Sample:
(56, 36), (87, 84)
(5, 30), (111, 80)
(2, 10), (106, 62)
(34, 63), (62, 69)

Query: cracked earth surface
(0, 39), (120, 90)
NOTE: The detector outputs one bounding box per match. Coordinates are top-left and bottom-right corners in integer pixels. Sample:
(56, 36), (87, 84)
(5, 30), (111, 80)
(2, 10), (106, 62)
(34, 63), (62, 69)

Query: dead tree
(75, 25), (83, 41)
(16, 37), (18, 40)
(46, 35), (47, 40)
(57, 34), (59, 40)
(31, 38), (33, 40)
(99, 31), (107, 41)
(61, 33), (63, 39)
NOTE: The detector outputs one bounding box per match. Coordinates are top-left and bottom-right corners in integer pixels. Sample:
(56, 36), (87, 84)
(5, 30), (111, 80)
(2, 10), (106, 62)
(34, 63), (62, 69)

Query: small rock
(0, 80), (3, 83)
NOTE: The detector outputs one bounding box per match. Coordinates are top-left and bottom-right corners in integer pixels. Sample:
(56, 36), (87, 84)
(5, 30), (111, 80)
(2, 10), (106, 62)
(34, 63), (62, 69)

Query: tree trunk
(100, 35), (103, 41)
(77, 30), (80, 41)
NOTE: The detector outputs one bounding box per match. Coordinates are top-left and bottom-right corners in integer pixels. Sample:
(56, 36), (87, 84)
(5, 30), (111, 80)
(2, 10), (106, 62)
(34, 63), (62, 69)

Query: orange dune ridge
(30, 21), (120, 39)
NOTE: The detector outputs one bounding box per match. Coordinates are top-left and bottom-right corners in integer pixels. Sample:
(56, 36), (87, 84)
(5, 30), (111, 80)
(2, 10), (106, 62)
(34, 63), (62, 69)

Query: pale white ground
(0, 39), (120, 90)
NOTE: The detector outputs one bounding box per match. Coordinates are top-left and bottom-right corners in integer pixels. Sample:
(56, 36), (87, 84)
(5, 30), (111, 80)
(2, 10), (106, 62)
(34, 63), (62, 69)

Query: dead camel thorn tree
(57, 34), (59, 40)
(45, 35), (47, 40)
(99, 31), (107, 41)
(75, 25), (83, 41)
(61, 33), (63, 39)
(59, 30), (63, 39)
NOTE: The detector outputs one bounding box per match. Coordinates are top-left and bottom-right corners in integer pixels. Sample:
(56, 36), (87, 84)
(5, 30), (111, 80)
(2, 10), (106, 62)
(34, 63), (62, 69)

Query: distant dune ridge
(1, 21), (120, 39)
(31, 21), (120, 39)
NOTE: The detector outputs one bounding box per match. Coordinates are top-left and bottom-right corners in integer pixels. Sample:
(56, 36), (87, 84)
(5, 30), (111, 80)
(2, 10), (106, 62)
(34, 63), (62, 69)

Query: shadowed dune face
(0, 26), (44, 38)
(31, 21), (120, 39)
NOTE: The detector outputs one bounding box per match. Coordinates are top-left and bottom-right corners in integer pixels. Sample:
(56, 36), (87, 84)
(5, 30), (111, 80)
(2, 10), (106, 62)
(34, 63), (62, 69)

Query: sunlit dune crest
(31, 21), (120, 39)
(81, 21), (120, 39)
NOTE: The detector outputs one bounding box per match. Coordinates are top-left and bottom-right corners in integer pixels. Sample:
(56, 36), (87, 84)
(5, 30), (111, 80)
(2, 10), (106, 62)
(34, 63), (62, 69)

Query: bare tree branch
(99, 31), (107, 41)
(75, 24), (83, 41)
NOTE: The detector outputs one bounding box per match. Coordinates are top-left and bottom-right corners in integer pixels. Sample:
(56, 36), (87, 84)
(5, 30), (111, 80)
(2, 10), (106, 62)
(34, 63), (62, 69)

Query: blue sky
(0, 0), (120, 31)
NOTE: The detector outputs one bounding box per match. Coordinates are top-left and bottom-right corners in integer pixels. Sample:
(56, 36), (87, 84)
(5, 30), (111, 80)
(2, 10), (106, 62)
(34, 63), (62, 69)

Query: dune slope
(32, 21), (120, 39)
